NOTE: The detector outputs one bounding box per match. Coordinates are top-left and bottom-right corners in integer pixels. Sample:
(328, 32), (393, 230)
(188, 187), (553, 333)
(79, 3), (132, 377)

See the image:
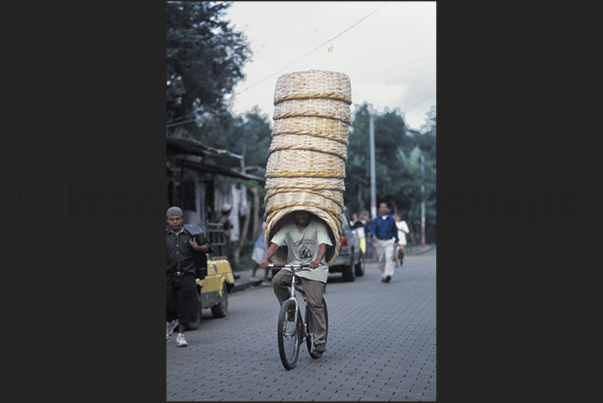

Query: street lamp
(368, 104), (376, 220)
(421, 153), (425, 248)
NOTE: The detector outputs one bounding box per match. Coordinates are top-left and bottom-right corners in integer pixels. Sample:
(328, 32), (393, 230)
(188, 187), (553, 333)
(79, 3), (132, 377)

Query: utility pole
(420, 153), (426, 248)
(369, 104), (377, 220)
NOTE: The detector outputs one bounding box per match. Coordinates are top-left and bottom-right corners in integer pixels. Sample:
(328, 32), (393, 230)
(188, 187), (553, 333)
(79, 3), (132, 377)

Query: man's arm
(259, 243), (280, 268)
(370, 218), (377, 240)
(310, 243), (327, 269)
(189, 237), (210, 252)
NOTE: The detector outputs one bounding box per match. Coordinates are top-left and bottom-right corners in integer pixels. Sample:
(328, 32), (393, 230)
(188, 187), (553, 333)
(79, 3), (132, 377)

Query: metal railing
(207, 223), (228, 259)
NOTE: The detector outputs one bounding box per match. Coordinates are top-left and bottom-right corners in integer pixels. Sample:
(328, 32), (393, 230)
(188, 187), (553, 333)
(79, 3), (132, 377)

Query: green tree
(345, 104), (413, 213)
(344, 104), (436, 244)
(195, 107), (272, 174)
(166, 1), (252, 138)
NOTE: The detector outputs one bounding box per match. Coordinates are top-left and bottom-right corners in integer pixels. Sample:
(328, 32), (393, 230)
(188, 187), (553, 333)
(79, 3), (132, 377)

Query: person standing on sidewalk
(166, 206), (211, 347)
(218, 203), (240, 279)
(250, 221), (270, 284)
(370, 203), (399, 283)
(260, 210), (332, 356)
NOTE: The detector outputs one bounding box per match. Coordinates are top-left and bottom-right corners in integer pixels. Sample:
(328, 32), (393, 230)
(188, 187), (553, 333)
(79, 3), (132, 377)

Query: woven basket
(273, 70), (352, 105)
(265, 149), (346, 178)
(273, 98), (352, 124)
(272, 116), (349, 145)
(265, 188), (345, 210)
(269, 134), (348, 161)
(264, 70), (351, 267)
(264, 190), (344, 219)
(265, 177), (346, 192)
(263, 206), (342, 267)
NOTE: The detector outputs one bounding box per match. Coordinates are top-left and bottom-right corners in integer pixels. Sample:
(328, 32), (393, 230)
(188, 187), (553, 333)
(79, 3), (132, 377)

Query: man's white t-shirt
(271, 218), (333, 283)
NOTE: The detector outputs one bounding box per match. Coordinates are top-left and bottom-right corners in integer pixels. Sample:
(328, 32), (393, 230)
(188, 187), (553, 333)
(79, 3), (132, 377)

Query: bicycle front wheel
(277, 299), (301, 370)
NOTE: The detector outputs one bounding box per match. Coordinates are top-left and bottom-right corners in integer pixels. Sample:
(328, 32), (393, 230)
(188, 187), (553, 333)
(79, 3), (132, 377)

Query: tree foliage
(197, 107), (272, 177)
(166, 1), (252, 137)
(344, 104), (437, 244)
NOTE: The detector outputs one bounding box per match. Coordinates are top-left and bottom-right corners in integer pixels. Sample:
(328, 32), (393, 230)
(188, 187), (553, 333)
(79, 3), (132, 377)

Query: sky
(222, 1), (436, 132)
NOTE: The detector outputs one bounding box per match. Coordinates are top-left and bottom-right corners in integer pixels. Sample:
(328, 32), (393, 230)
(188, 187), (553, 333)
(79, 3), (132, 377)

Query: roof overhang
(167, 137), (265, 184)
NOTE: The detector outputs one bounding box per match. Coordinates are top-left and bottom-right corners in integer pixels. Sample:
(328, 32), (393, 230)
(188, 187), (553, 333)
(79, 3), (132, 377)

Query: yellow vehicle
(186, 255), (235, 330)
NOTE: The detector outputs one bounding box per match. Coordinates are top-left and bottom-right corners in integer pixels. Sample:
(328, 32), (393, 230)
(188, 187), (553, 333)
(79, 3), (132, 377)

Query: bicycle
(268, 263), (329, 370)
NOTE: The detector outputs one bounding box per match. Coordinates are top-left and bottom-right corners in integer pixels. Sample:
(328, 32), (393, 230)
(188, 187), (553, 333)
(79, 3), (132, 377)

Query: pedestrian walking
(166, 206), (212, 347)
(394, 214), (410, 267)
(352, 212), (369, 255)
(250, 221), (270, 284)
(369, 203), (399, 283)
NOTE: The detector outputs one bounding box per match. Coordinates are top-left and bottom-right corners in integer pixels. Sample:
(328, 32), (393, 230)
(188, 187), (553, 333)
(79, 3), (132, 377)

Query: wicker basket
(265, 188), (345, 210)
(265, 149), (346, 178)
(264, 70), (351, 267)
(272, 116), (349, 145)
(265, 177), (346, 192)
(264, 190), (344, 218)
(273, 98), (352, 124)
(269, 134), (348, 161)
(273, 70), (352, 105)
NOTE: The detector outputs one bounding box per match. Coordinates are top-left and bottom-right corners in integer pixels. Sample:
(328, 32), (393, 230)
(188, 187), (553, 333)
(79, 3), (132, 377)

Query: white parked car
(329, 208), (365, 282)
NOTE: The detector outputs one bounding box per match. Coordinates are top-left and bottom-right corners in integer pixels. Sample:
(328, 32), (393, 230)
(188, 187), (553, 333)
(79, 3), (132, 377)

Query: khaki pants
(271, 269), (327, 345)
(376, 239), (395, 278)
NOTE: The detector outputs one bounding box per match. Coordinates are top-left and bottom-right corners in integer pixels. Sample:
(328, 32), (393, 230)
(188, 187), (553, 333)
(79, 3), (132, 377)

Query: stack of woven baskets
(263, 70), (352, 266)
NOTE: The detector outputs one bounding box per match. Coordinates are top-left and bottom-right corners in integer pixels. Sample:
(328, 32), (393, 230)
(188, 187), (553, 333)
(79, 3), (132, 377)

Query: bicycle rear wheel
(277, 299), (301, 370)
(306, 297), (328, 359)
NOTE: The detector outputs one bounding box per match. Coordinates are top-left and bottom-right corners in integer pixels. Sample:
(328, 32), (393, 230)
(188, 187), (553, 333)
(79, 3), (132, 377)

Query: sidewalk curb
(231, 279), (268, 293)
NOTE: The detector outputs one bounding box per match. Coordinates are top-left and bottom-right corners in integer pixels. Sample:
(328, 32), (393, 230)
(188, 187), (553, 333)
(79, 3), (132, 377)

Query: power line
(357, 55), (436, 79)
(234, 2), (388, 96)
(166, 111), (196, 127)
(166, 118), (198, 128)
(167, 2), (389, 129)
(402, 91), (436, 113)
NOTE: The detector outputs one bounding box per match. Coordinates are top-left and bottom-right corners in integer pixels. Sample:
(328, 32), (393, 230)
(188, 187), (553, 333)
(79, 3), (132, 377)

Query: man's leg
(376, 240), (386, 278)
(271, 268), (293, 304)
(166, 279), (179, 339)
(383, 241), (395, 281)
(167, 279), (178, 322)
(302, 278), (327, 347)
(175, 275), (198, 346)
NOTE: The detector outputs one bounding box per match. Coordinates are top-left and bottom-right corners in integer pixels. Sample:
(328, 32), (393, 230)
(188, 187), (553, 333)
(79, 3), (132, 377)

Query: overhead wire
(233, 2), (388, 97)
(400, 91), (436, 113)
(167, 2), (435, 129)
(167, 2), (388, 129)
(357, 55), (436, 79)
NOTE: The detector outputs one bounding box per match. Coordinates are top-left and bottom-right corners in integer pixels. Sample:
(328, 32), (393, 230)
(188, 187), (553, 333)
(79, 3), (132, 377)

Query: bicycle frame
(271, 263), (311, 336)
(270, 263), (326, 369)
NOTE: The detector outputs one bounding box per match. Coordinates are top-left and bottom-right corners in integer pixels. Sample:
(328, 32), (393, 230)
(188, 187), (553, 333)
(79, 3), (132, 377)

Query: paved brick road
(167, 249), (436, 401)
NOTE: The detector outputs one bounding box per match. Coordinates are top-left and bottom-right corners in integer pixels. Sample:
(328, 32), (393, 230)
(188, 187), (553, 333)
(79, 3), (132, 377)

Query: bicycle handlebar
(267, 263), (312, 271)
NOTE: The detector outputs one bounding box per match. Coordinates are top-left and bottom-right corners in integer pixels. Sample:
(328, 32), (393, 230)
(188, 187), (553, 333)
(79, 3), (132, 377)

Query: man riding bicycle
(260, 210), (332, 356)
